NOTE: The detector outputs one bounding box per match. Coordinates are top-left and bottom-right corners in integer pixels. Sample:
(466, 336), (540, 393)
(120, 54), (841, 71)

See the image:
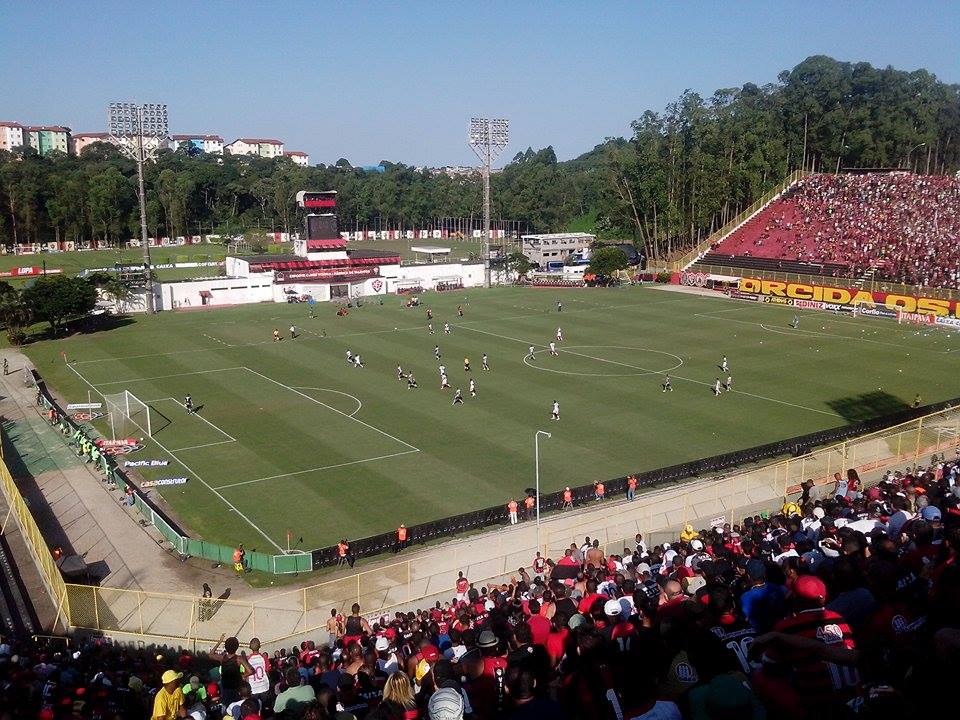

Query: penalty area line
(66, 363), (286, 552)
(215, 449), (422, 490)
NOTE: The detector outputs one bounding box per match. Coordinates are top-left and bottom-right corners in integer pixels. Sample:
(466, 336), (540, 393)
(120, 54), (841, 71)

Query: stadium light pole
(468, 118), (509, 288)
(535, 430), (551, 551)
(108, 102), (169, 313)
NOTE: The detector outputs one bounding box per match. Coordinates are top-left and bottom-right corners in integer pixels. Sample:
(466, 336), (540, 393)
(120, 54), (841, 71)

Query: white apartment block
(171, 134), (225, 154)
(0, 122), (25, 152)
(283, 150), (309, 167)
(225, 138), (284, 158)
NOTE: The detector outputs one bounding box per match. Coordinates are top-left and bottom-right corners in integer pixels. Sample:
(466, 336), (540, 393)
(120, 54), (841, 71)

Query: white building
(521, 232), (595, 267)
(170, 134), (225, 154)
(283, 150), (309, 167)
(0, 122), (24, 152)
(225, 138), (284, 158)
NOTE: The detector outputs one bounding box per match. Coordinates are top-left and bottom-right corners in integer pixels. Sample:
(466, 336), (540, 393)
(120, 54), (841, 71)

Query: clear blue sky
(2, 1), (958, 167)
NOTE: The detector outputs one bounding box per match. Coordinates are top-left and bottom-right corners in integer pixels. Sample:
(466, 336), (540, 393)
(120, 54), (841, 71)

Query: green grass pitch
(24, 286), (959, 553)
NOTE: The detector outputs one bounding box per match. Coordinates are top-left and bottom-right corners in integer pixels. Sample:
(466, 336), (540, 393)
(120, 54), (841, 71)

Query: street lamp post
(906, 142), (926, 172)
(535, 430), (551, 552)
(108, 102), (169, 313)
(468, 118), (509, 288)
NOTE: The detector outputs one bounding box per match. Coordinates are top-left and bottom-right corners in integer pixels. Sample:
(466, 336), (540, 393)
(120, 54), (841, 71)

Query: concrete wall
(157, 278), (273, 310)
(379, 262), (484, 291)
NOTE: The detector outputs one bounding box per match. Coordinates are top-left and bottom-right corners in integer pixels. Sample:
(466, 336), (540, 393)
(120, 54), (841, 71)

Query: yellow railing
(3, 403), (958, 649)
(0, 449), (71, 633)
(547, 406), (960, 559)
(665, 169), (810, 272)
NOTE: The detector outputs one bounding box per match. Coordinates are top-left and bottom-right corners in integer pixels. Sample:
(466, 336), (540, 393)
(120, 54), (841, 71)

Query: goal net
(104, 390), (153, 439)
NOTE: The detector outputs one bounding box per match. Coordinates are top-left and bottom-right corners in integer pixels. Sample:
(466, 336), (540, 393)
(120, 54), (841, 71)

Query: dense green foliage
(21, 275), (98, 332)
(587, 246), (629, 276)
(1, 57), (957, 263)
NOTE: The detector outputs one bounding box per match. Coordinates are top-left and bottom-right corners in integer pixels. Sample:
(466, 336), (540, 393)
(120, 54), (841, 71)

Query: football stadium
(2, 7), (960, 719)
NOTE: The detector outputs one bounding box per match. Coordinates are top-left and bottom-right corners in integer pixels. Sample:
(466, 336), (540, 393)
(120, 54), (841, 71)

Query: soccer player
(724, 375), (733, 392)
(557, 301), (563, 312)
(458, 305), (464, 317)
(346, 349), (354, 364)
(184, 395), (194, 414)
(549, 341), (558, 356)
(407, 373), (419, 389)
(791, 314), (799, 329)
(439, 364), (446, 377)
(441, 373), (450, 389)
(290, 325), (297, 339)
(453, 388), (464, 405)
(396, 364), (404, 381)
(464, 357), (471, 372)
(273, 328), (281, 342)
(428, 323), (434, 334)
(434, 345), (441, 360)
(469, 378), (476, 397)
(720, 355), (728, 372)
(528, 345), (535, 358)
(427, 308), (433, 320)
(482, 353), (489, 371)
(444, 323), (451, 335)
(551, 400), (560, 421)
(353, 354), (364, 369)
(556, 327), (563, 342)
(662, 375), (673, 392)
(714, 378), (722, 396)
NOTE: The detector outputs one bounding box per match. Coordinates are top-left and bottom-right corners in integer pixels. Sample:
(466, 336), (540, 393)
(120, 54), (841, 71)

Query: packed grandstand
(2, 458), (958, 719)
(702, 172), (960, 288)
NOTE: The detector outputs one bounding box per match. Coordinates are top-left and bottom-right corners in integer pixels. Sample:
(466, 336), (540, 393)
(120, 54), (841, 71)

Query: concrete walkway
(0, 348), (242, 598)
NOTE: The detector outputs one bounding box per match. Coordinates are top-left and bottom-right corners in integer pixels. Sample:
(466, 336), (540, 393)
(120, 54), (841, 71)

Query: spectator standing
(152, 669), (186, 720)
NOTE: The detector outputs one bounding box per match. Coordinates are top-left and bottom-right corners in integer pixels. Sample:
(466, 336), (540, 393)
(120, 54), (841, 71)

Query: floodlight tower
(108, 103), (169, 313)
(468, 118), (509, 288)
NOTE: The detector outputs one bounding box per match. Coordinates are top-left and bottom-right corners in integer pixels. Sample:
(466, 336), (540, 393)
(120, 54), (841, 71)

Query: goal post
(104, 390), (153, 439)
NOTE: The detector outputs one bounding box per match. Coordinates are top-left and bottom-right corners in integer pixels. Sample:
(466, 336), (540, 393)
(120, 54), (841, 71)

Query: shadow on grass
(29, 314), (137, 343)
(826, 390), (908, 424)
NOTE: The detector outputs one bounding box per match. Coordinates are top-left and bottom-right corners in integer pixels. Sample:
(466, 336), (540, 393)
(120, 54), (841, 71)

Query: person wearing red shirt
(771, 575), (859, 713)
(562, 487), (573, 509)
(526, 599), (552, 646)
(627, 475), (638, 501)
(524, 494), (535, 520)
(454, 572), (469, 603)
(532, 551), (547, 577)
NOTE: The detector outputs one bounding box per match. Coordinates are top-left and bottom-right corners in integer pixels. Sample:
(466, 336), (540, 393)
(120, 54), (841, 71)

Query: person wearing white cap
(428, 686), (465, 720)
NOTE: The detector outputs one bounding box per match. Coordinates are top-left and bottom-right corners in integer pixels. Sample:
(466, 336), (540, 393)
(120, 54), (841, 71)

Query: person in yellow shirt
(679, 523), (698, 542)
(152, 669), (187, 720)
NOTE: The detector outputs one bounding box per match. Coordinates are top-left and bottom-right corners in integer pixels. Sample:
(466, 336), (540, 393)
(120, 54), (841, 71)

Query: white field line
(92, 367), (245, 387)
(66, 364), (285, 552)
(202, 332), (233, 347)
(292, 387), (362, 417)
(215, 449), (421, 490)
(697, 313), (930, 351)
(243, 367), (420, 452)
(66, 295), (686, 367)
(169, 439), (237, 452)
(460, 325), (843, 419)
(152, 397), (237, 442)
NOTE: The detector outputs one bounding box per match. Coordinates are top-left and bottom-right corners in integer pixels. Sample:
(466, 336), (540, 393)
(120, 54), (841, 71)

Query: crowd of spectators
(713, 172), (960, 288)
(3, 455), (960, 720)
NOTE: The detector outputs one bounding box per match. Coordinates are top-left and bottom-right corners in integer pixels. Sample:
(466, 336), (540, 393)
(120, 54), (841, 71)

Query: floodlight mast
(468, 118), (509, 288)
(108, 103), (169, 313)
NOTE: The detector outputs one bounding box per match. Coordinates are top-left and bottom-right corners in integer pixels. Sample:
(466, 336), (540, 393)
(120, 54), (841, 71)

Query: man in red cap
(769, 574), (859, 713)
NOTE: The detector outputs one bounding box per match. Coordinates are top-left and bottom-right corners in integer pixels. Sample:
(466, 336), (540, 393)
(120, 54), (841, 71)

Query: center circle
(523, 345), (684, 377)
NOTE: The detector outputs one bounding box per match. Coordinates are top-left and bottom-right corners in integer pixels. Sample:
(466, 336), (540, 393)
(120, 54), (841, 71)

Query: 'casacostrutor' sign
(737, 278), (960, 318)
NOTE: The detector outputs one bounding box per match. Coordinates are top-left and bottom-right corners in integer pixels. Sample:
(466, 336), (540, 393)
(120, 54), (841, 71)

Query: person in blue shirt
(739, 559), (787, 633)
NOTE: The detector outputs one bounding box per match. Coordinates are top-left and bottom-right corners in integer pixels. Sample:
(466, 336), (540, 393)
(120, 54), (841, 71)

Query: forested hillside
(2, 56), (957, 262)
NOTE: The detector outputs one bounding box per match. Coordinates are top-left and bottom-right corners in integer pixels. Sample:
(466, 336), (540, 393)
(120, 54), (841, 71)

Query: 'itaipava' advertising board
(732, 278), (960, 320)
